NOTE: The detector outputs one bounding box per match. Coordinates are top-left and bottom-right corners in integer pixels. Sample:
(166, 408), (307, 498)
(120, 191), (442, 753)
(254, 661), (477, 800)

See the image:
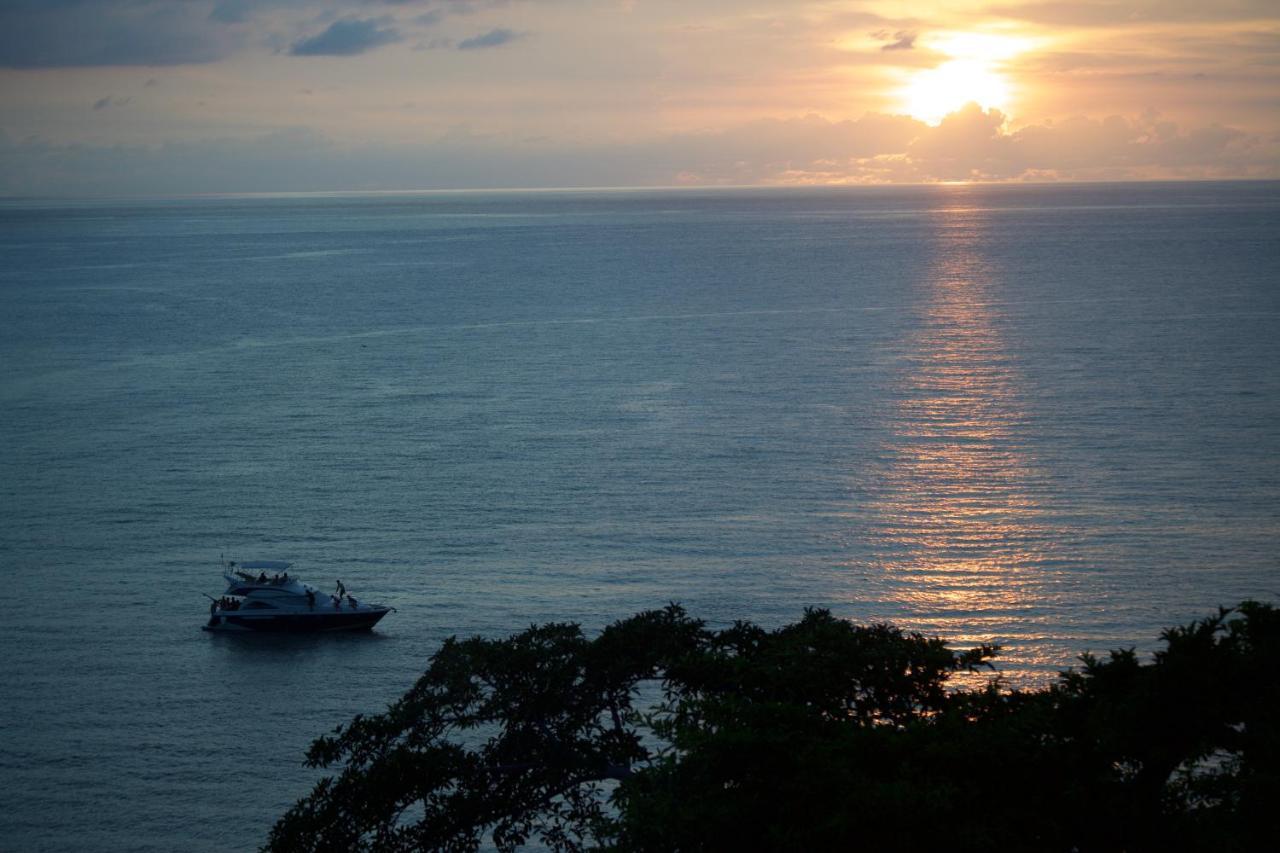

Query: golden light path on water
(853, 189), (1077, 687)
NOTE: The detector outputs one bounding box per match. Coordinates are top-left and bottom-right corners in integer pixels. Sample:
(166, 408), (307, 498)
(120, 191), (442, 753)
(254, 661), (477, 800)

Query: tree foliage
(266, 602), (1277, 852)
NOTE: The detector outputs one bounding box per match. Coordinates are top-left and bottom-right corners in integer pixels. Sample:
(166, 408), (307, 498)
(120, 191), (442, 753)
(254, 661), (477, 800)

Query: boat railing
(230, 570), (296, 586)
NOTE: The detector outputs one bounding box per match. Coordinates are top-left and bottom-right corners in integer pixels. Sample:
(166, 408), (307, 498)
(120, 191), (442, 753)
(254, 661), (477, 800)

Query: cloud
(904, 103), (1012, 180)
(879, 31), (917, 51)
(92, 96), (132, 111)
(623, 107), (1278, 186)
(457, 28), (520, 51)
(0, 2), (479, 66)
(989, 0), (1280, 27)
(862, 105), (1269, 183)
(415, 37), (456, 51)
(1, 108), (1275, 198)
(208, 0), (254, 25)
(0, 1), (246, 68)
(650, 113), (925, 185)
(290, 17), (403, 56)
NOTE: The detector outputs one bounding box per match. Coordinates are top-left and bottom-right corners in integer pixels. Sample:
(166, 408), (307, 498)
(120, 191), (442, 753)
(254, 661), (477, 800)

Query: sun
(893, 32), (1033, 125)
(899, 60), (1009, 125)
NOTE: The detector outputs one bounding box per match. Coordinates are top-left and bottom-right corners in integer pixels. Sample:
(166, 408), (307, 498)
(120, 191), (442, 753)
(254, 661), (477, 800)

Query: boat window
(242, 601), (277, 610)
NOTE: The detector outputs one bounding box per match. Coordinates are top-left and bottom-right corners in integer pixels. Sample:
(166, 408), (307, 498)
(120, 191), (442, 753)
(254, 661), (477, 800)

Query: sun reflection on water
(856, 189), (1073, 685)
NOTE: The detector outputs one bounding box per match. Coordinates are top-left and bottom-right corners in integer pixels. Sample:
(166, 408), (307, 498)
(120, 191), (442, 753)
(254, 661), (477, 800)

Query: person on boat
(258, 572), (268, 583)
(306, 589), (316, 610)
(336, 580), (346, 598)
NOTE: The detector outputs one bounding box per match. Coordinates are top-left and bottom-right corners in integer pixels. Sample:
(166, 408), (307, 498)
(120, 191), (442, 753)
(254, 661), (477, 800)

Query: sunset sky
(1, 0), (1277, 194)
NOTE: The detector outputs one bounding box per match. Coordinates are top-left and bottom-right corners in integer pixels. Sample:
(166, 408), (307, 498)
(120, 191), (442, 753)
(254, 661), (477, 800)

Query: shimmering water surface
(2, 182), (1278, 851)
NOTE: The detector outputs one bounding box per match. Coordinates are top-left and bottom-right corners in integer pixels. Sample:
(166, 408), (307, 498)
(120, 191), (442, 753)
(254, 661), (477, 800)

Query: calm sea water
(2, 182), (1278, 851)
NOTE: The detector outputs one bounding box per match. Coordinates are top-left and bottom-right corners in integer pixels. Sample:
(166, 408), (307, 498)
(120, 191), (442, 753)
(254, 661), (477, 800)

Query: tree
(266, 602), (1277, 852)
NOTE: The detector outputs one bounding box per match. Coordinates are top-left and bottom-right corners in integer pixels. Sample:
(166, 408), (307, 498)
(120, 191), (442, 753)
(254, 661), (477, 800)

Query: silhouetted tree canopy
(266, 602), (1277, 852)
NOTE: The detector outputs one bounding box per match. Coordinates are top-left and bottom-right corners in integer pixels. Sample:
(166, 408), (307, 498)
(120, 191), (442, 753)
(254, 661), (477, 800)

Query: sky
(0, 0), (1277, 195)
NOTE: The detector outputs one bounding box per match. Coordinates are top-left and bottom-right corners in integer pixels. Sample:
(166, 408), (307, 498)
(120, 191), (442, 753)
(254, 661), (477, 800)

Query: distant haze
(1, 1), (1277, 195)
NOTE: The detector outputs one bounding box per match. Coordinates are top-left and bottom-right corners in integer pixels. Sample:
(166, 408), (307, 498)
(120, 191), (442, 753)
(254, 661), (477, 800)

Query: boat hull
(203, 607), (391, 633)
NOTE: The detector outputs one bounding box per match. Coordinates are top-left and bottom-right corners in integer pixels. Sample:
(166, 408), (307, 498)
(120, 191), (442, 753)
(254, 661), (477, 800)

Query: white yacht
(204, 560), (392, 632)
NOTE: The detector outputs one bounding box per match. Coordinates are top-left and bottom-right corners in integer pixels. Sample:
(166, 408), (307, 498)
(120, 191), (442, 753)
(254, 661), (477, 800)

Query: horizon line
(3, 176), (1278, 205)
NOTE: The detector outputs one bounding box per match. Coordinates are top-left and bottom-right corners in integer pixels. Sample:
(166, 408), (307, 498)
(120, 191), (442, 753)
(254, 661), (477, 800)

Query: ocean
(1, 182), (1278, 850)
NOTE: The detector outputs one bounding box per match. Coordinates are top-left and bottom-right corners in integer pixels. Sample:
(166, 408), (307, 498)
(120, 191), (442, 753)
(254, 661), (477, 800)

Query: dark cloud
(457, 28), (520, 50)
(0, 1), (472, 67)
(880, 31), (916, 51)
(290, 18), (402, 56)
(0, 1), (245, 68)
(92, 95), (132, 110)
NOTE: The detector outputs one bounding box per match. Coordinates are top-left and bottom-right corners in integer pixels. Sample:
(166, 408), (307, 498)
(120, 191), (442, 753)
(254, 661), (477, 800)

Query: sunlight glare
(900, 60), (1009, 125)
(894, 31), (1032, 126)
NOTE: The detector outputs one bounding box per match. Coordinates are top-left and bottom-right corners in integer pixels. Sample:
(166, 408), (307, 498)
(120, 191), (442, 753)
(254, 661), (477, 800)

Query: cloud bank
(666, 106), (1275, 185)
(2, 106), (1274, 197)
